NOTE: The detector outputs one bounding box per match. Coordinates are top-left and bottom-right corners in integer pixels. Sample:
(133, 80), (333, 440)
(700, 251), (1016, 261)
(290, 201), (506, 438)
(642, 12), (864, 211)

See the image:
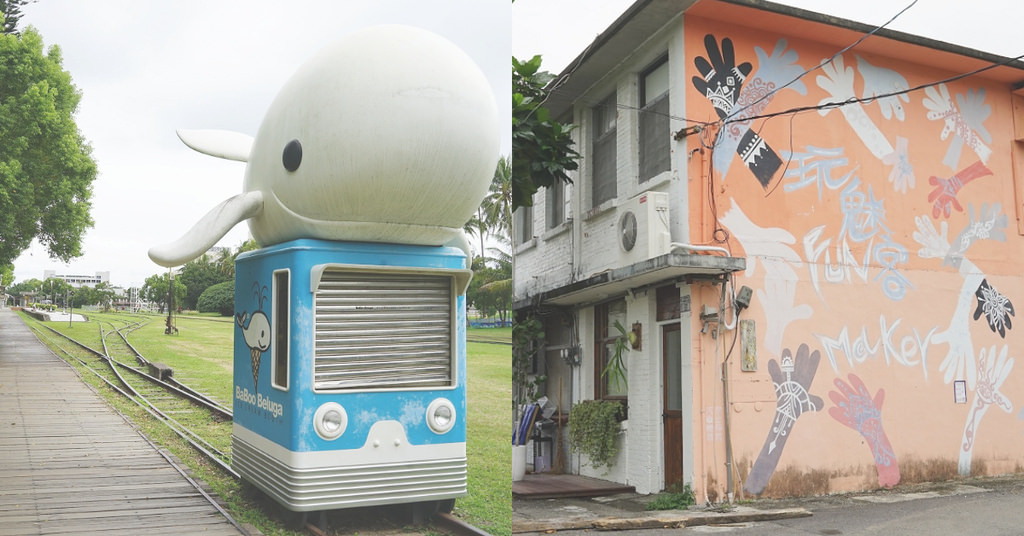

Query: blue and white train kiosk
(149, 25), (498, 519)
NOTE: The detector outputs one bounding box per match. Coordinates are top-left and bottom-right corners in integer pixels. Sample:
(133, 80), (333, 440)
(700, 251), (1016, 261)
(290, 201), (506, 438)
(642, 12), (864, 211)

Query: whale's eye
(282, 139), (302, 172)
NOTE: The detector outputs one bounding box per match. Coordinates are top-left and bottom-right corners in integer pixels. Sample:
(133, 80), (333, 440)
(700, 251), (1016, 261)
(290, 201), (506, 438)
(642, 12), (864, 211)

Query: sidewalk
(512, 489), (810, 534)
(511, 475), (1016, 534)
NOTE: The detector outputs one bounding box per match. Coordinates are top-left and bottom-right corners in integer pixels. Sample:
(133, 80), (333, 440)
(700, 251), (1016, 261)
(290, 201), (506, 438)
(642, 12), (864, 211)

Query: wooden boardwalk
(0, 309), (244, 535)
(512, 473), (635, 500)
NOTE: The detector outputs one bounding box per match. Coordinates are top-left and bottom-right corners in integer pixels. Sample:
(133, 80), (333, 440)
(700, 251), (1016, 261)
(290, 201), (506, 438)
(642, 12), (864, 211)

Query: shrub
(197, 280), (234, 316)
(646, 483), (696, 511)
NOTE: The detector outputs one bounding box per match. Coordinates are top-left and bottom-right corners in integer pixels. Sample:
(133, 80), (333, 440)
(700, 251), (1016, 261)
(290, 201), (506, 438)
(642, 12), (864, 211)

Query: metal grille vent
(314, 269), (453, 391)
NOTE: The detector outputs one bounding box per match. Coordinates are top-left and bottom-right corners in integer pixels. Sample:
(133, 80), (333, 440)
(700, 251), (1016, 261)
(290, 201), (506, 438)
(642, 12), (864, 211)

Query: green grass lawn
(59, 311), (512, 534)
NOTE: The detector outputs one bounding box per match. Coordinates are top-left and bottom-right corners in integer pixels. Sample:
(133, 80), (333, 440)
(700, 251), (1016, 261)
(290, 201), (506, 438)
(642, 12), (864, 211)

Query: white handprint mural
(959, 345), (1014, 475)
(816, 55), (915, 193)
(922, 83), (992, 169)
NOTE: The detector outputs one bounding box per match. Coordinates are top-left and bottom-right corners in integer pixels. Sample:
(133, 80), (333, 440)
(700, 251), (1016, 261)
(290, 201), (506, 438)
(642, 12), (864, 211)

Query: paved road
(548, 478), (1024, 535)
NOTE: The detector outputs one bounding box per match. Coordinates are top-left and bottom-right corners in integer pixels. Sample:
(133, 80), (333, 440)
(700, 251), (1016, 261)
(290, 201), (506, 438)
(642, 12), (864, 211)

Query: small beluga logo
(236, 282), (271, 391)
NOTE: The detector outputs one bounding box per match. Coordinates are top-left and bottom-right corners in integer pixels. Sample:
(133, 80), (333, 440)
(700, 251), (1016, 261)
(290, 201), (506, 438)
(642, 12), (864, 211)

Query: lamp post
(67, 288), (73, 327)
(165, 269), (175, 335)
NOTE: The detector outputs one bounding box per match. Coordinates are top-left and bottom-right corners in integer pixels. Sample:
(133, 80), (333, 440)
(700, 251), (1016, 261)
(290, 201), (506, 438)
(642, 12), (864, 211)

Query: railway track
(21, 313), (491, 536)
(27, 319), (236, 476)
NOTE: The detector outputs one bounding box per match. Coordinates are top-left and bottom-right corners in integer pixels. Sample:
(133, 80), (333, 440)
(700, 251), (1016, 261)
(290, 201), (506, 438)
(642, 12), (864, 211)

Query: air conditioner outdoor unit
(617, 190), (671, 264)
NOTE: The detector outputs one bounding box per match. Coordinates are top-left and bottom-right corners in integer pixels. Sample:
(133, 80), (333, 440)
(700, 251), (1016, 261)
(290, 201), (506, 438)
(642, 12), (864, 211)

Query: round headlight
(313, 402), (348, 440)
(426, 398), (456, 434)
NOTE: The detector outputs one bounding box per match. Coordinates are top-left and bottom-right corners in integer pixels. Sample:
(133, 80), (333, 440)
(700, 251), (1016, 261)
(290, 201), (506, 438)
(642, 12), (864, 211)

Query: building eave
(545, 0), (1024, 119)
(513, 253), (746, 311)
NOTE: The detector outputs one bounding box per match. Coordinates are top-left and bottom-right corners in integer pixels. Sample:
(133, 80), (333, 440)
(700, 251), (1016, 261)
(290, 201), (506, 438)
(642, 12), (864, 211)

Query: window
(546, 179), (565, 229)
(594, 299), (628, 400)
(272, 269), (290, 390)
(592, 93), (617, 207)
(639, 56), (670, 182)
(514, 204), (533, 245)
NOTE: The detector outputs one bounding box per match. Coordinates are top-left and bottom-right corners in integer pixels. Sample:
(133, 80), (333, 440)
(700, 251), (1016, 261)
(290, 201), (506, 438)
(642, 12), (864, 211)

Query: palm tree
(480, 156), (512, 248)
(463, 209), (487, 261)
(215, 247), (234, 278)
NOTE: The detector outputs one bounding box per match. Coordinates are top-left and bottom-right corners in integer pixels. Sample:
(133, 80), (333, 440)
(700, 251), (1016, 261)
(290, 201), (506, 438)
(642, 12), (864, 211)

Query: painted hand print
(714, 39), (806, 179)
(880, 136), (914, 194)
(974, 279), (1015, 338)
(692, 34), (781, 187)
(856, 55), (909, 121)
(236, 282), (271, 391)
(927, 161), (992, 219)
(744, 344), (824, 495)
(828, 374), (900, 488)
(959, 345), (1014, 475)
(817, 55), (914, 193)
(912, 214), (987, 388)
(946, 202), (1008, 268)
(721, 201), (812, 354)
(912, 215), (951, 260)
(935, 270), (984, 388)
(923, 83), (992, 169)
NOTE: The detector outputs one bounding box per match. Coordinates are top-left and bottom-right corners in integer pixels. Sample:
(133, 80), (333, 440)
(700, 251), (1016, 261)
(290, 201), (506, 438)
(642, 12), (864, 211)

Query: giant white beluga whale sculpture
(149, 25), (499, 267)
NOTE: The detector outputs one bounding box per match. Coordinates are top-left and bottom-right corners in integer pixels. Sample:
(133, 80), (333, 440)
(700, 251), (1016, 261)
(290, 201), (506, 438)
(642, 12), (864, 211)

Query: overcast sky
(12, 0), (1021, 289)
(13, 0), (509, 288)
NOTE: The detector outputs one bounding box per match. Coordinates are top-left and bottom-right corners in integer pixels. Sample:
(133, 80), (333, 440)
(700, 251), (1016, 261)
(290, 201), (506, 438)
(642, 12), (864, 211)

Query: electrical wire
(724, 51), (1024, 128)
(727, 0), (920, 124)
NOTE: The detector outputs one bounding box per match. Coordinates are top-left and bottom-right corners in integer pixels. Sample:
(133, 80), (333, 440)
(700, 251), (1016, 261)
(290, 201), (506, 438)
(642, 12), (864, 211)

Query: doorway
(662, 322), (683, 488)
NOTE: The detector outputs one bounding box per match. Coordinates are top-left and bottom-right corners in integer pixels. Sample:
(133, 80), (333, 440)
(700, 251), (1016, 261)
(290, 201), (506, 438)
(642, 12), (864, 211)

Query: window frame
(591, 92), (618, 207)
(639, 54), (671, 183)
(594, 299), (628, 402)
(271, 268), (290, 392)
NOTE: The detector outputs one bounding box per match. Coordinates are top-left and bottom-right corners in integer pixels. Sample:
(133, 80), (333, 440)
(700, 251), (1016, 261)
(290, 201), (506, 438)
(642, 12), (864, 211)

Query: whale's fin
(176, 129), (253, 162)
(149, 191), (264, 267)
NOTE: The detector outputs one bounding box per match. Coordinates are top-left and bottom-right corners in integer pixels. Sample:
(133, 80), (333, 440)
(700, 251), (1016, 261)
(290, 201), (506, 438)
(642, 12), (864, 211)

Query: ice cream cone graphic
(251, 347), (262, 390)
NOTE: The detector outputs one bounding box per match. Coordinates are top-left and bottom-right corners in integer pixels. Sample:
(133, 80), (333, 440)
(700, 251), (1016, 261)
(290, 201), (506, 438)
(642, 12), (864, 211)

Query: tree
(0, 0), (34, 35)
(179, 254), (229, 310)
(0, 264), (12, 288)
(236, 238), (260, 255)
(482, 156), (512, 243)
(92, 281), (115, 311)
(6, 277), (40, 303)
(197, 280), (234, 316)
(142, 272), (187, 314)
(41, 277), (70, 304)
(512, 55), (579, 210)
(465, 157), (512, 261)
(0, 26), (97, 270)
(467, 245), (512, 323)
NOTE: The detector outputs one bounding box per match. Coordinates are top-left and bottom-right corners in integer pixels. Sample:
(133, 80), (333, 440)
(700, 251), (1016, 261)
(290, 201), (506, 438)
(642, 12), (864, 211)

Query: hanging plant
(568, 399), (625, 471)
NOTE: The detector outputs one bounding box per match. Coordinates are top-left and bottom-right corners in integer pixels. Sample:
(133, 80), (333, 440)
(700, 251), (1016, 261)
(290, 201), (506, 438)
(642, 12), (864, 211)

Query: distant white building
(43, 270), (110, 288)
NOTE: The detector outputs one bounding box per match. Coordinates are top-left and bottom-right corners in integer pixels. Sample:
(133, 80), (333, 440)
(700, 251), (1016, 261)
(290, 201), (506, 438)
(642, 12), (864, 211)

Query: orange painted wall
(684, 13), (1024, 499)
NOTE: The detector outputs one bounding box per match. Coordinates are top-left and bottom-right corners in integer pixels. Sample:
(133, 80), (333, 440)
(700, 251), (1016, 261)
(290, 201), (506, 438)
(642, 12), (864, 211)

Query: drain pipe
(719, 277), (736, 503)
